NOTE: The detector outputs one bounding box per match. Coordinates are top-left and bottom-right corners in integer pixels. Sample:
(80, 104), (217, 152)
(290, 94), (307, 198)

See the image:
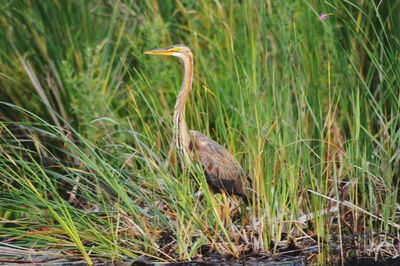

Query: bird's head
(144, 44), (192, 59)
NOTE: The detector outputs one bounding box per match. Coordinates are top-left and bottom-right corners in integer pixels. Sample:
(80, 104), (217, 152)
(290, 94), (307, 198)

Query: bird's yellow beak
(144, 47), (180, 56)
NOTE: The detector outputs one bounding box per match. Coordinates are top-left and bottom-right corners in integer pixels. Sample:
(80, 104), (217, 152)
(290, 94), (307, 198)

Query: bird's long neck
(173, 53), (193, 162)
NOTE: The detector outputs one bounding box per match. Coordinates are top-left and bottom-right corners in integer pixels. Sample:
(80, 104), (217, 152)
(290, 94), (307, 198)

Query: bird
(144, 44), (252, 205)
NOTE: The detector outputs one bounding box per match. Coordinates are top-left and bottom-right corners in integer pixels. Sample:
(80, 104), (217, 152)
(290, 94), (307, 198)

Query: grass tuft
(0, 0), (399, 264)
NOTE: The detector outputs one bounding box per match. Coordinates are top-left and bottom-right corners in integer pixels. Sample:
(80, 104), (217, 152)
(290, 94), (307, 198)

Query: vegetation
(0, 0), (399, 264)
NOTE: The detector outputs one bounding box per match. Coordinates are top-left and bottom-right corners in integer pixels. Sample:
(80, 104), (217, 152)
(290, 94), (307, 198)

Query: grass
(0, 0), (399, 264)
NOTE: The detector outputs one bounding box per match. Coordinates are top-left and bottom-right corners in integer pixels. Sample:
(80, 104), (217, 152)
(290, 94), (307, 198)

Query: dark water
(130, 256), (400, 266)
(2, 251), (400, 265)
(1, 257), (400, 265)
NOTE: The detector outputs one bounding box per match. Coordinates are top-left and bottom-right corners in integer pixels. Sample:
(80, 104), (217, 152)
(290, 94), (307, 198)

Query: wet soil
(1, 254), (400, 265)
(130, 256), (400, 266)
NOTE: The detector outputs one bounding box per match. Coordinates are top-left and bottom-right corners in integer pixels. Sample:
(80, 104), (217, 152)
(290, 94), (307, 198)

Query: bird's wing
(189, 130), (250, 198)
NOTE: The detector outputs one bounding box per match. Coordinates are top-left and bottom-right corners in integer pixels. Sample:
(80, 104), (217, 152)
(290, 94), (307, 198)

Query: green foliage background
(0, 0), (399, 263)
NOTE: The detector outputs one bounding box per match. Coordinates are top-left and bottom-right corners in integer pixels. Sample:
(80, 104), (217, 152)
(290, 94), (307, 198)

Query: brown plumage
(145, 44), (251, 204)
(190, 130), (251, 203)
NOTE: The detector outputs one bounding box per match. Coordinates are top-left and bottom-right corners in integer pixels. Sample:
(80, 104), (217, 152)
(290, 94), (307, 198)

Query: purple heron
(145, 44), (252, 204)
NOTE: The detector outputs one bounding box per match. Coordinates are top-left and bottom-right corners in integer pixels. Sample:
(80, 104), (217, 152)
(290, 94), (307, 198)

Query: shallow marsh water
(2, 252), (400, 266)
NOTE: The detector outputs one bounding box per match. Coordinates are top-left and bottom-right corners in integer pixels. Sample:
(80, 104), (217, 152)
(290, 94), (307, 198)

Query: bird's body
(145, 44), (251, 204)
(189, 130), (251, 202)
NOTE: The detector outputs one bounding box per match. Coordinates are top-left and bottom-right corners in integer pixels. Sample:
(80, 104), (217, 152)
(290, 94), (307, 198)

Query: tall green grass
(0, 0), (399, 263)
